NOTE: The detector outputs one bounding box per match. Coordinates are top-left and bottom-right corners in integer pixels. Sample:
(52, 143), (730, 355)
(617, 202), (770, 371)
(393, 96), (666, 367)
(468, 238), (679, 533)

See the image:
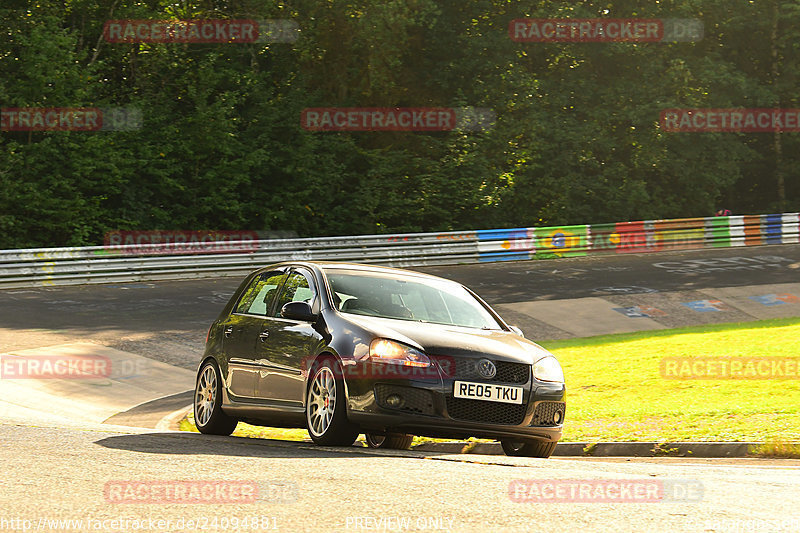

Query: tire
(501, 439), (557, 458)
(365, 433), (414, 450)
(306, 358), (359, 446)
(194, 360), (238, 436)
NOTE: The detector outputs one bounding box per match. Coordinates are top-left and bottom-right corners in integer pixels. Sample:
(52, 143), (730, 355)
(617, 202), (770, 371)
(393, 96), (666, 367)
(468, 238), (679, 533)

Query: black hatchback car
(194, 262), (566, 457)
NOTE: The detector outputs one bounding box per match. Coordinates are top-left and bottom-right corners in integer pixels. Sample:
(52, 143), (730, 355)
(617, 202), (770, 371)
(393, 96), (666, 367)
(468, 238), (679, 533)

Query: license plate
(453, 381), (524, 404)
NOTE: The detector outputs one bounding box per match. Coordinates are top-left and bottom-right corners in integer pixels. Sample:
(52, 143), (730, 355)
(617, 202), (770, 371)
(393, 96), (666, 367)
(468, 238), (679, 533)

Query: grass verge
(179, 317), (800, 450)
(542, 317), (800, 443)
(749, 440), (800, 458)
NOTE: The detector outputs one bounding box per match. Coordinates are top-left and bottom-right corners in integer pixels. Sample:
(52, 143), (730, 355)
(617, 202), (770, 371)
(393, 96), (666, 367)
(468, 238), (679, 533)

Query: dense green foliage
(1, 1), (798, 248)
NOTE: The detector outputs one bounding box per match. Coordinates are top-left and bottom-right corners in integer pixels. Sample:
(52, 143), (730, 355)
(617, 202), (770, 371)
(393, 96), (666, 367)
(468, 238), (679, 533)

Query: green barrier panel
(705, 216), (731, 248)
(533, 225), (588, 259)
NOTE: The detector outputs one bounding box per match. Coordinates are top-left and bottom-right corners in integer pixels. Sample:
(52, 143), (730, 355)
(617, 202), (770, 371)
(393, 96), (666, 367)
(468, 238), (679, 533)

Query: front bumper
(343, 357), (566, 442)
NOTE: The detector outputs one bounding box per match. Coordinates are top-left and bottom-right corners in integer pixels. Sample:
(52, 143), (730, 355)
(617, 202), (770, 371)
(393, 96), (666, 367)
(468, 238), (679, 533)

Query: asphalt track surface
(2, 418), (799, 533)
(2, 244), (800, 532)
(1, 243), (798, 368)
(423, 244), (800, 301)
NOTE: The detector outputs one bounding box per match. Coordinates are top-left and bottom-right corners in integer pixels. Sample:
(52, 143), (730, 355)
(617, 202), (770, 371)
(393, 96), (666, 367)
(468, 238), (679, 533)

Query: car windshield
(324, 268), (503, 330)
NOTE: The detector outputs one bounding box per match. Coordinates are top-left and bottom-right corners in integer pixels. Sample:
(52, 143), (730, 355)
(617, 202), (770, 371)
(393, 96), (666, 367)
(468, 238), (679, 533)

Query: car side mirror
(509, 325), (524, 338)
(281, 301), (316, 322)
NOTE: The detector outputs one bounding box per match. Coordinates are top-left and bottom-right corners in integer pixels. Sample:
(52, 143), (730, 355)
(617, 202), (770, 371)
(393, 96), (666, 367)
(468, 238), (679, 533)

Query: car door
(221, 269), (287, 400)
(255, 268), (323, 404)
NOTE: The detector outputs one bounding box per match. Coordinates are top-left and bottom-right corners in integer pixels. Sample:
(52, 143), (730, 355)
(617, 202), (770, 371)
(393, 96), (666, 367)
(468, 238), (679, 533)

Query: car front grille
(530, 401), (566, 427)
(374, 384), (436, 416)
(433, 356), (529, 384)
(445, 397), (527, 425)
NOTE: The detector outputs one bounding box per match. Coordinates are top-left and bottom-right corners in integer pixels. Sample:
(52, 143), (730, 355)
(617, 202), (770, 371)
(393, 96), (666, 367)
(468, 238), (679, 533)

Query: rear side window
(234, 271), (286, 316)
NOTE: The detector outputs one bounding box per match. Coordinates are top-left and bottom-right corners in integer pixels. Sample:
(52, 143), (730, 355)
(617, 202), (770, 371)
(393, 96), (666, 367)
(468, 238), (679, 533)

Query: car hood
(338, 314), (554, 364)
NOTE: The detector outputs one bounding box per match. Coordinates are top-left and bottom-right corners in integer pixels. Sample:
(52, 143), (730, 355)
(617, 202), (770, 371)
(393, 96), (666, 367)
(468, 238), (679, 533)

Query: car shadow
(94, 431), (403, 459)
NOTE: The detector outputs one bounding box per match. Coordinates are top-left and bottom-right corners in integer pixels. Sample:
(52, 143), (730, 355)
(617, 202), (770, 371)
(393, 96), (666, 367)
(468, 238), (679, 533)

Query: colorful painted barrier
(1, 213), (798, 287)
(476, 213), (799, 261)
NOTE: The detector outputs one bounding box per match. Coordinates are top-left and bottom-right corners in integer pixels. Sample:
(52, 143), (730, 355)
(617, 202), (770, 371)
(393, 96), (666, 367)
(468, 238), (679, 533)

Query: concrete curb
(0, 343), (195, 425)
(104, 390), (193, 429)
(411, 441), (761, 458)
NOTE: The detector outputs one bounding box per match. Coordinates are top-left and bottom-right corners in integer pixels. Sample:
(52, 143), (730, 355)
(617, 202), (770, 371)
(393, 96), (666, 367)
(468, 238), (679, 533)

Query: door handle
(224, 326), (233, 338)
(259, 330), (270, 342)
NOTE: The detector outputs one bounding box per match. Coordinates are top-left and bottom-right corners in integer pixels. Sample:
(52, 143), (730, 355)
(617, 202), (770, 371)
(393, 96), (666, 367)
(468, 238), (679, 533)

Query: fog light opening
(553, 410), (564, 425)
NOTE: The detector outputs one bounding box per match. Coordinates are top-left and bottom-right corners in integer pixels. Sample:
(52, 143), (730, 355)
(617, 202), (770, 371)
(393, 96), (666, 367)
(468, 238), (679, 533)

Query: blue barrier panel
(476, 228), (529, 241)
(476, 228), (533, 262)
(765, 214), (782, 244)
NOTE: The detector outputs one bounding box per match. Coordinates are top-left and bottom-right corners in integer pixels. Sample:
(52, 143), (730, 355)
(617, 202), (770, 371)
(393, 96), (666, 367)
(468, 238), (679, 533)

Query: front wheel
(194, 360), (238, 435)
(365, 433), (414, 450)
(501, 439), (557, 458)
(306, 358), (359, 446)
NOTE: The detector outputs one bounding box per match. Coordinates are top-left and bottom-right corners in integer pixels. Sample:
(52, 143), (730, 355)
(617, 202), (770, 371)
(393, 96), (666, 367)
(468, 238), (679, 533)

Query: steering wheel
(343, 298), (382, 316)
(357, 305), (383, 316)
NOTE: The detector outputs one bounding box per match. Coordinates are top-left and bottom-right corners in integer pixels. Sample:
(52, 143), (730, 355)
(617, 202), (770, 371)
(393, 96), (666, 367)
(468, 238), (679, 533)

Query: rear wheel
(194, 360), (238, 435)
(365, 433), (414, 450)
(501, 439), (557, 458)
(306, 358), (359, 446)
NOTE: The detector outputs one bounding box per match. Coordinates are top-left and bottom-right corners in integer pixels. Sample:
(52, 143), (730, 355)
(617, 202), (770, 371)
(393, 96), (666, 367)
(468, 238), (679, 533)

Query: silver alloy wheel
(307, 366), (336, 437)
(195, 364), (217, 427)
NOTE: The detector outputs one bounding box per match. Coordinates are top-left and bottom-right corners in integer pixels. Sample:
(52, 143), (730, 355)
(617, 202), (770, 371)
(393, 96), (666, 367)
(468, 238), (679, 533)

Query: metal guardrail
(0, 213), (797, 288)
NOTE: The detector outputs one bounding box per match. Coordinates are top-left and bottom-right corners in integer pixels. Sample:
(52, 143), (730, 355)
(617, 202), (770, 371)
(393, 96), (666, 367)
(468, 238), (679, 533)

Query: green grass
(179, 317), (800, 448)
(749, 440), (800, 458)
(541, 317), (800, 443)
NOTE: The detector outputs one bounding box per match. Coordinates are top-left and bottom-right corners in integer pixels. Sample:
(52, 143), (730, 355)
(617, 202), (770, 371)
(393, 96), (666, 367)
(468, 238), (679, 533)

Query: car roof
(268, 261), (455, 283)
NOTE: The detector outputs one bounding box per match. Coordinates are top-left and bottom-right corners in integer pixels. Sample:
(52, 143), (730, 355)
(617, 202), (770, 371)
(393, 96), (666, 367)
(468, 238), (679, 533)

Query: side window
(273, 271), (315, 317)
(234, 271), (286, 316)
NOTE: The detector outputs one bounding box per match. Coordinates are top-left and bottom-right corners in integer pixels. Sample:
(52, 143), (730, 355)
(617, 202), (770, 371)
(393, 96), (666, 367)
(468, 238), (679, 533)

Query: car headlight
(369, 339), (430, 368)
(533, 356), (565, 383)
